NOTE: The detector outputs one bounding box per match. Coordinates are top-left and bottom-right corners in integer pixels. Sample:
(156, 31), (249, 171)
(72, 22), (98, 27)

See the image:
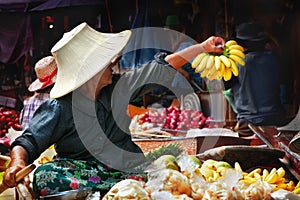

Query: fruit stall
(123, 99), (300, 199)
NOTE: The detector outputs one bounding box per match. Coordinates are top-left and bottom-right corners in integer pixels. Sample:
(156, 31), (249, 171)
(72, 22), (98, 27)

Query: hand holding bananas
(165, 36), (225, 69)
(192, 40), (246, 81)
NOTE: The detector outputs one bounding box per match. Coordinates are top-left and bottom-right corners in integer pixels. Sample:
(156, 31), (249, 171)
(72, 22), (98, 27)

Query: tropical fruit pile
(192, 40), (246, 81)
(103, 154), (300, 200)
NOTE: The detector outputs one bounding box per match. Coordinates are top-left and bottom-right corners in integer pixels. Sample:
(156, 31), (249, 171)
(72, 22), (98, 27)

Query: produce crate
(134, 137), (197, 155)
(134, 134), (264, 156)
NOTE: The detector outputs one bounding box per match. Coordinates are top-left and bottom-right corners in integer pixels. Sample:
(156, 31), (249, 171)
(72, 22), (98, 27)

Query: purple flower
(88, 176), (101, 183)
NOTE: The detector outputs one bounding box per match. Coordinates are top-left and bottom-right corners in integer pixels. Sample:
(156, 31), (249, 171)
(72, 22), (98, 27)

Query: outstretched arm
(165, 36), (225, 69)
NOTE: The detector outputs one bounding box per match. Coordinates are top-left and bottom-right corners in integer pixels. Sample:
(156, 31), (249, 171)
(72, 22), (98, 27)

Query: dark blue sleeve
(11, 99), (63, 163)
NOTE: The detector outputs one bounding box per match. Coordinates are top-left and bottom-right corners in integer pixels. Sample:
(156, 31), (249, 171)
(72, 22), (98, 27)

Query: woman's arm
(2, 146), (29, 188)
(165, 36), (225, 69)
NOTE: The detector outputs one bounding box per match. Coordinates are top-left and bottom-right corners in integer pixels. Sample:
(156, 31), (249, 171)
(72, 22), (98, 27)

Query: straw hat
(28, 56), (58, 92)
(50, 22), (132, 98)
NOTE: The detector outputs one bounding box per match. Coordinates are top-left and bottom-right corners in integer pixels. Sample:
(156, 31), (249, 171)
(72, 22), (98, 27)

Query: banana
(229, 49), (245, 59)
(223, 68), (232, 81)
(247, 168), (262, 178)
(254, 172), (262, 180)
(218, 62), (225, 78)
(216, 166), (228, 174)
(207, 66), (219, 81)
(219, 55), (231, 68)
(212, 170), (221, 181)
(234, 162), (243, 172)
(192, 52), (207, 68)
(229, 58), (239, 76)
(206, 54), (215, 69)
(287, 180), (295, 191)
(195, 54), (209, 73)
(214, 55), (221, 70)
(262, 169), (269, 181)
(295, 181), (300, 189)
(229, 54), (245, 66)
(265, 168), (278, 184)
(276, 167), (285, 179)
(242, 176), (257, 185)
(200, 165), (214, 181)
(200, 68), (209, 78)
(293, 187), (300, 195)
(228, 44), (245, 52)
(225, 40), (237, 47)
(273, 183), (288, 191)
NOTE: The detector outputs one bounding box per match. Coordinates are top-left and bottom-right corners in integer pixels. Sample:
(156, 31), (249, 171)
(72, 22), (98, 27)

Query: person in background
(2, 22), (225, 197)
(19, 56), (57, 130)
(225, 22), (287, 136)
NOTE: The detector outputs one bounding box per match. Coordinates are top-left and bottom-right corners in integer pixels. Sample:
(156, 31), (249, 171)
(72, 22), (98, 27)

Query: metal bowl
(39, 189), (92, 200)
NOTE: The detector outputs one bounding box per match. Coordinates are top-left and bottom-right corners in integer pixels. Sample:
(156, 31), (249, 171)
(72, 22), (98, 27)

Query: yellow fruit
(166, 162), (180, 171)
(242, 176), (257, 185)
(200, 68), (209, 78)
(223, 68), (232, 81)
(247, 168), (262, 178)
(229, 58), (239, 76)
(195, 54), (209, 73)
(293, 187), (300, 194)
(228, 44), (245, 52)
(287, 180), (295, 191)
(218, 62), (225, 77)
(200, 165), (214, 181)
(219, 55), (231, 68)
(234, 162), (243, 172)
(207, 69), (220, 81)
(188, 155), (202, 167)
(192, 52), (207, 68)
(229, 54), (245, 66)
(225, 40), (237, 47)
(206, 55), (215, 69)
(214, 55), (221, 70)
(265, 168), (278, 184)
(254, 172), (262, 180)
(214, 161), (232, 169)
(295, 181), (300, 188)
(212, 170), (221, 181)
(262, 169), (269, 181)
(229, 49), (245, 59)
(276, 167), (285, 179)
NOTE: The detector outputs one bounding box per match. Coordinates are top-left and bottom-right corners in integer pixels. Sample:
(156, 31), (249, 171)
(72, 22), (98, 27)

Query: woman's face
(96, 65), (113, 92)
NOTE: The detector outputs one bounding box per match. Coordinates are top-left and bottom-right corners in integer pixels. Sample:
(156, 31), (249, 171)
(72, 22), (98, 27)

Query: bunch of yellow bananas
(237, 164), (300, 194)
(191, 40), (246, 81)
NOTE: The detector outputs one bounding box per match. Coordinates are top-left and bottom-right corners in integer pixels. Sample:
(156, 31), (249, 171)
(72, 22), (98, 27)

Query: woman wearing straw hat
(2, 22), (225, 197)
(19, 56), (57, 130)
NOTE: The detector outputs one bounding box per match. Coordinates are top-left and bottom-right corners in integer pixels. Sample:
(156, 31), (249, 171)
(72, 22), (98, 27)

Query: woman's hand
(201, 36), (225, 54)
(2, 146), (29, 189)
(2, 165), (26, 188)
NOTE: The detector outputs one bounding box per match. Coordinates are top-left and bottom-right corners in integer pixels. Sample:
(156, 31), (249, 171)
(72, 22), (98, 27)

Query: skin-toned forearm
(9, 146), (29, 167)
(2, 146), (29, 188)
(165, 43), (206, 69)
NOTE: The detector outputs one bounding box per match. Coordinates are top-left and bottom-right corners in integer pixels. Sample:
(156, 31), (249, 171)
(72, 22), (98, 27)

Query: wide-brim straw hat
(28, 56), (58, 92)
(50, 22), (132, 98)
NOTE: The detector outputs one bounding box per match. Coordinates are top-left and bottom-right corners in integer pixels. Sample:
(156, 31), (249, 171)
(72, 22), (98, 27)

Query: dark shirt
(12, 53), (188, 170)
(229, 51), (285, 125)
